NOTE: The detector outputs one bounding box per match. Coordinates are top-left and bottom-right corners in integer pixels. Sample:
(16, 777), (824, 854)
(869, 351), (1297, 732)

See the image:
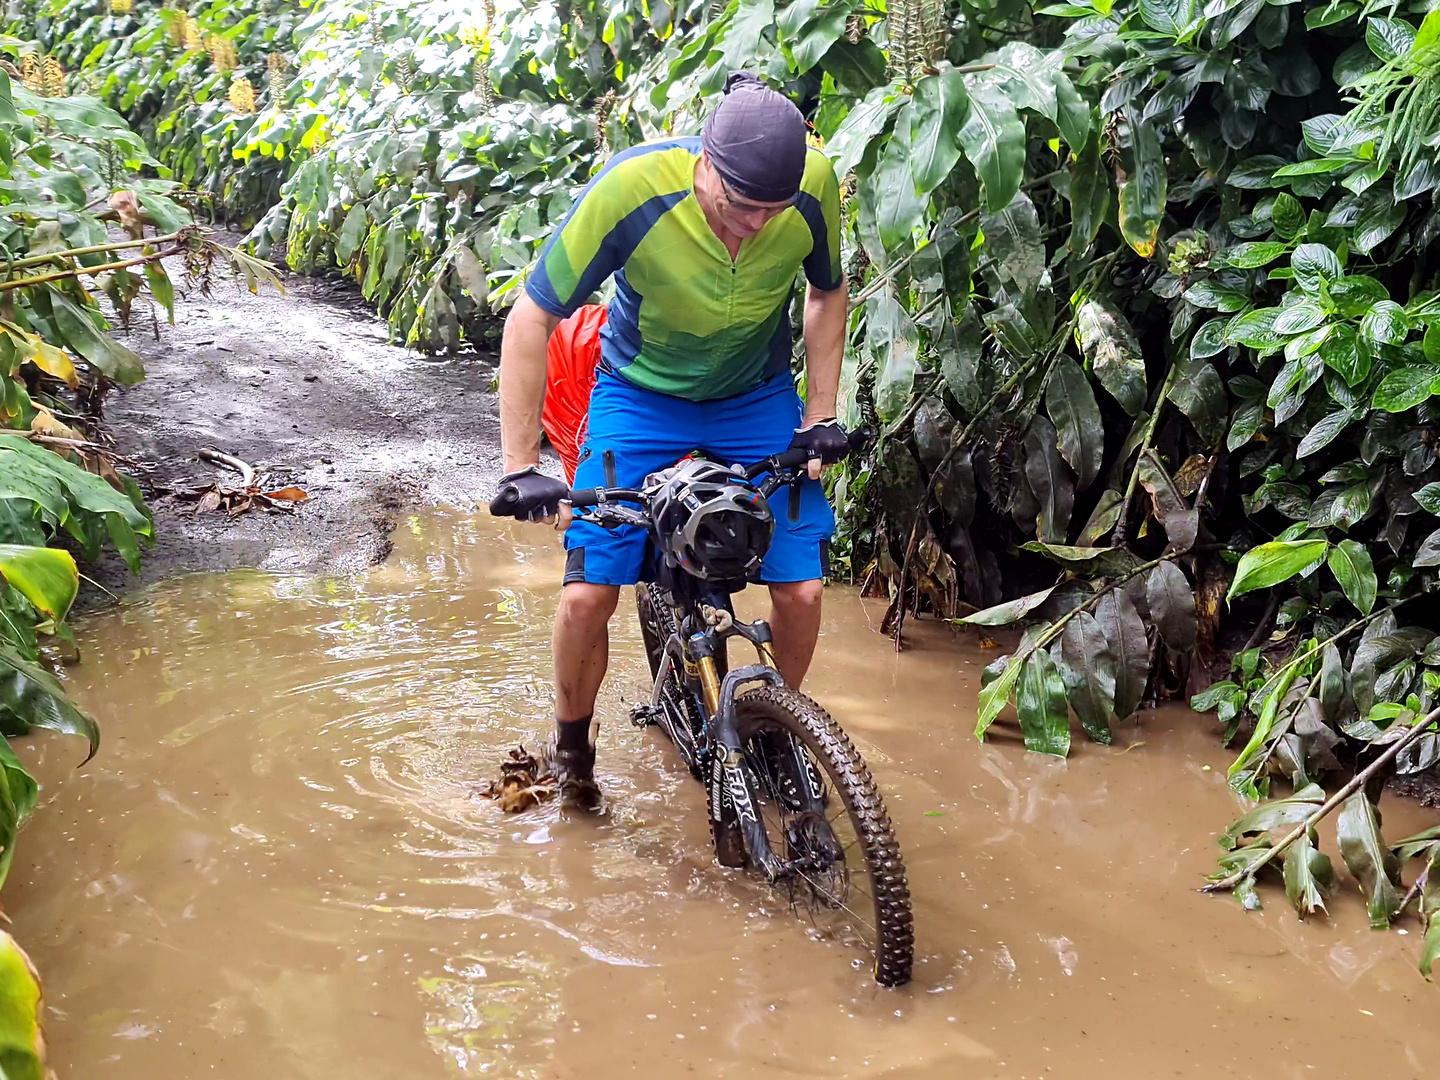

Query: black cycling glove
(489, 466), (569, 521)
(787, 418), (850, 466)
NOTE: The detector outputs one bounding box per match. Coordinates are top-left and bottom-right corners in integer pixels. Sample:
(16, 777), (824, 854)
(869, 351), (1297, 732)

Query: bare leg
(767, 579), (824, 689)
(553, 583), (620, 725)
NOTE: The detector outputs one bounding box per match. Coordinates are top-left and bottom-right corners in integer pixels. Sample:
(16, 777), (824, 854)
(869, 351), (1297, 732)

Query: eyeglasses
(716, 174), (793, 218)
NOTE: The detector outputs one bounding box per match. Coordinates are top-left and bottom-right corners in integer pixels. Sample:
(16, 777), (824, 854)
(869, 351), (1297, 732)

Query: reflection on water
(7, 511), (1440, 1078)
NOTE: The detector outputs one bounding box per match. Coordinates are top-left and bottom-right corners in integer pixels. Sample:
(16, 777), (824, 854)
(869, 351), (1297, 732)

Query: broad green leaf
(1372, 366), (1440, 412)
(0, 640), (98, 761)
(1068, 132), (1110, 254)
(1190, 318), (1230, 361)
(1296, 409), (1359, 458)
(958, 584), (1058, 626)
(1366, 15), (1416, 61)
(1017, 649), (1071, 756)
(1138, 0), (1195, 34)
(1421, 845), (1440, 977)
(1045, 358), (1104, 491)
(1055, 611), (1116, 744)
(1227, 539), (1330, 600)
(1118, 116), (1167, 257)
(336, 203), (369, 263)
(0, 544), (76, 622)
(980, 193), (1045, 294)
(956, 82), (1026, 212)
(1146, 560), (1197, 652)
(1319, 325), (1371, 386)
(908, 69), (969, 196)
(867, 286), (920, 421)
(1328, 539), (1376, 615)
(1271, 193), (1306, 240)
(870, 123), (928, 254)
(1079, 489), (1125, 545)
(1273, 302), (1326, 335)
(1218, 242), (1288, 269)
(1352, 194), (1407, 255)
(1096, 588), (1148, 719)
(0, 930), (44, 1074)
(1023, 416), (1074, 544)
(1337, 789), (1402, 929)
(826, 84), (904, 177)
(1076, 298), (1147, 415)
(976, 651), (1025, 739)
(1414, 526), (1440, 567)
(143, 260), (175, 325)
(1291, 244), (1343, 293)
(1360, 300), (1409, 347)
(1022, 543), (1142, 577)
(1168, 357), (1228, 448)
(48, 294), (145, 386)
(1414, 482), (1440, 514)
(1283, 827), (1335, 918)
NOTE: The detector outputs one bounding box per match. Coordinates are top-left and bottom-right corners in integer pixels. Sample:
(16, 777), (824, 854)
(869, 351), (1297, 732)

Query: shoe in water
(546, 738), (603, 813)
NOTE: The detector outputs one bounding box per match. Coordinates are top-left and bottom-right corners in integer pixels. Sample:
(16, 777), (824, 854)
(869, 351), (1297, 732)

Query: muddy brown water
(9, 512), (1440, 1079)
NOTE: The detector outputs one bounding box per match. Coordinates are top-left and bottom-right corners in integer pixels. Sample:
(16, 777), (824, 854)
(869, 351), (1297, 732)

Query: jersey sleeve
(525, 164), (639, 318)
(797, 150), (843, 292)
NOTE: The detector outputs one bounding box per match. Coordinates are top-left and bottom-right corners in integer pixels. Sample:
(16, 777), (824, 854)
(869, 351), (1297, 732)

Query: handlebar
(564, 424), (874, 528)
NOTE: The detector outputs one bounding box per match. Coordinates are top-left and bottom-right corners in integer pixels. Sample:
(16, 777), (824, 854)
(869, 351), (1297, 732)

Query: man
(489, 72), (850, 810)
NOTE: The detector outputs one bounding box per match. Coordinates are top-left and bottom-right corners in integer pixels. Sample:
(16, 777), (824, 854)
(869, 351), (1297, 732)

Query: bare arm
(498, 292), (562, 473)
(801, 277), (847, 425)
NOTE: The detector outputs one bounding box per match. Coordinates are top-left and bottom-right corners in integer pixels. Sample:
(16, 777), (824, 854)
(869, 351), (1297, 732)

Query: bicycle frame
(643, 568), (823, 881)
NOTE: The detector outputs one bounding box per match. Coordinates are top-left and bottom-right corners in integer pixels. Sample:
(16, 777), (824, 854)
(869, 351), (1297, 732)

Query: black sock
(556, 716), (593, 752)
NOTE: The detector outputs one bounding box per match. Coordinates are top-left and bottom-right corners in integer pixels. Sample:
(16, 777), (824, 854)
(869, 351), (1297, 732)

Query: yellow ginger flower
(228, 75), (256, 114)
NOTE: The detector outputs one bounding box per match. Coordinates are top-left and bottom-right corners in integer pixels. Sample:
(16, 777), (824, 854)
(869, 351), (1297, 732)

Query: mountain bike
(563, 439), (914, 987)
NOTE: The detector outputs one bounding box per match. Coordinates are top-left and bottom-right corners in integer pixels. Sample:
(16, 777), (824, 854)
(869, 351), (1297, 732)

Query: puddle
(8, 511), (1439, 1078)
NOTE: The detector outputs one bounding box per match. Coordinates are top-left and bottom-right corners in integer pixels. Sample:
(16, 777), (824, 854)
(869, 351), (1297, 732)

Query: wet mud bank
(93, 244), (521, 591)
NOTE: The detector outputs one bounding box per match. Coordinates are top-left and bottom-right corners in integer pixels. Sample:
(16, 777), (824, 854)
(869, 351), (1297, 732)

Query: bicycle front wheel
(735, 686), (914, 987)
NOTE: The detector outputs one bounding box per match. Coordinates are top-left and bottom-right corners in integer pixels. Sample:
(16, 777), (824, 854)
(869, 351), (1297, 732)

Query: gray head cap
(701, 72), (807, 203)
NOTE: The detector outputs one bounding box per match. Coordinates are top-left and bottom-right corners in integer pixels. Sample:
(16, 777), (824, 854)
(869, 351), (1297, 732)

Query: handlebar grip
(772, 447), (811, 470)
(568, 489), (602, 508)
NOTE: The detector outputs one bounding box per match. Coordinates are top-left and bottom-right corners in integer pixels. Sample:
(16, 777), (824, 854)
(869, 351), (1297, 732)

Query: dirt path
(94, 242), (533, 590)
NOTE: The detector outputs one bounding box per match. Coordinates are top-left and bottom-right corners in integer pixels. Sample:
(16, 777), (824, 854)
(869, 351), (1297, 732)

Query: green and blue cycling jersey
(525, 136), (843, 403)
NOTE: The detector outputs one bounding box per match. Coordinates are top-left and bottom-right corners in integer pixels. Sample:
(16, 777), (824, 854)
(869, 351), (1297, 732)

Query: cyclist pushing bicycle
(489, 72), (914, 986)
(490, 73), (851, 810)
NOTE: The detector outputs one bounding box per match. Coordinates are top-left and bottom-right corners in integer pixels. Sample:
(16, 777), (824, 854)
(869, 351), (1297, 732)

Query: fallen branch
(1202, 704), (1440, 895)
(3, 231), (187, 274)
(0, 244), (183, 292)
(199, 446), (259, 489)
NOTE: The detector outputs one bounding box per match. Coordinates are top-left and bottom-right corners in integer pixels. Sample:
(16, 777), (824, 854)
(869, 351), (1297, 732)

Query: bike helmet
(649, 456), (774, 581)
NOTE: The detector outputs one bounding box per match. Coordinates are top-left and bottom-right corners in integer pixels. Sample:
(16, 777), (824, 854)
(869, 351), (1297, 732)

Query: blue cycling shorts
(562, 370), (836, 586)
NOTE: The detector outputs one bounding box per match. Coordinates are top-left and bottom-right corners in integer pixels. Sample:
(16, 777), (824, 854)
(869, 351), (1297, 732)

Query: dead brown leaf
(483, 745), (556, 813)
(109, 189), (145, 239)
(263, 486), (309, 503)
